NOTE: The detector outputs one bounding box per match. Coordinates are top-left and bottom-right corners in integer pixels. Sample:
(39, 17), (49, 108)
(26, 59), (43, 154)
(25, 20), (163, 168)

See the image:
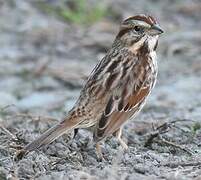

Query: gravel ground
(0, 0), (201, 179)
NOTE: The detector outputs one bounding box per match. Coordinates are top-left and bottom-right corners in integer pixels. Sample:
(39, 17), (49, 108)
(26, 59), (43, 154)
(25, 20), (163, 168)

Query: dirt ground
(0, 0), (201, 179)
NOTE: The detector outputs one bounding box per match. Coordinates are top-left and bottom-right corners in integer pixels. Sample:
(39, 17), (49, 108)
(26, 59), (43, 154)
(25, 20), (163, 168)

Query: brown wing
(93, 48), (152, 141)
(94, 86), (150, 141)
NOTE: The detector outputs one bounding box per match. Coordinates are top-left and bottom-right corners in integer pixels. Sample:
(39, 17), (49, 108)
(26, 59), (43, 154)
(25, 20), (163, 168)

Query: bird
(16, 14), (163, 160)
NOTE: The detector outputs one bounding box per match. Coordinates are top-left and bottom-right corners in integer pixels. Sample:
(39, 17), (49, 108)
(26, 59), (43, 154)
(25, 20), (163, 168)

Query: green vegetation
(191, 122), (201, 135)
(36, 0), (108, 25)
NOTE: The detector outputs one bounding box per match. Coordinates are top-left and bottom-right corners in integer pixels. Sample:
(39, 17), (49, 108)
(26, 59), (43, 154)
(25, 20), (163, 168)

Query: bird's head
(116, 14), (163, 51)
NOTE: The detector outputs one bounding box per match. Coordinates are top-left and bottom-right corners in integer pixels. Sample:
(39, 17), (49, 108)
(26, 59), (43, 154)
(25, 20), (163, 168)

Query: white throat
(147, 35), (158, 52)
(147, 35), (158, 65)
(128, 35), (158, 54)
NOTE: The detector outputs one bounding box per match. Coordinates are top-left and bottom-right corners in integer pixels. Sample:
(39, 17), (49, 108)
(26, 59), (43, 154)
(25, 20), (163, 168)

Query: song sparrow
(16, 14), (163, 159)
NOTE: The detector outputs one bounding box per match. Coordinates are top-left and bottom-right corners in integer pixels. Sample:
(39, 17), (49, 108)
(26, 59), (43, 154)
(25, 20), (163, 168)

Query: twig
(0, 121), (18, 141)
(156, 136), (193, 155)
(144, 122), (169, 147)
(163, 161), (201, 168)
(144, 118), (194, 147)
(9, 144), (23, 150)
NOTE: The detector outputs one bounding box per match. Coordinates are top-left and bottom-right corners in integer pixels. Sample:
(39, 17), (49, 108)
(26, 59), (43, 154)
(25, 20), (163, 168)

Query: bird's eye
(134, 26), (141, 32)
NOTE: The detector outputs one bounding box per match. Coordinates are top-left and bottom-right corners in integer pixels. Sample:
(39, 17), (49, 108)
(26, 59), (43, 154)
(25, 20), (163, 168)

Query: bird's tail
(16, 115), (80, 159)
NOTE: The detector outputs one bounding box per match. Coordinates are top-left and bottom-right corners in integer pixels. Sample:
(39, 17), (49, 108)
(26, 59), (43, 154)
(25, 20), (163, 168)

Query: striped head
(116, 15), (163, 51)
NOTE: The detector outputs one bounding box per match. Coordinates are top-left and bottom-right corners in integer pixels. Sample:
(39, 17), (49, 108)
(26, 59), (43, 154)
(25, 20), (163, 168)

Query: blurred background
(0, 0), (201, 179)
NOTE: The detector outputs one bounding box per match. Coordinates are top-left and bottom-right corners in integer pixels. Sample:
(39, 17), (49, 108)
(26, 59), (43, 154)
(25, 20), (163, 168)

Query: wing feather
(94, 51), (151, 141)
(94, 86), (150, 141)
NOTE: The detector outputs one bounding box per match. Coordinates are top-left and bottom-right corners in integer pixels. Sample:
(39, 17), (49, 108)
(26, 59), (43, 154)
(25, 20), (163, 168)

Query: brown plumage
(16, 14), (163, 160)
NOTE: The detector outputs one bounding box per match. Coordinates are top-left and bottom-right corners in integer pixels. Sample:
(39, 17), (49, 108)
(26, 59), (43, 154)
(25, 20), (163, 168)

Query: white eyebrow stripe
(132, 20), (151, 28)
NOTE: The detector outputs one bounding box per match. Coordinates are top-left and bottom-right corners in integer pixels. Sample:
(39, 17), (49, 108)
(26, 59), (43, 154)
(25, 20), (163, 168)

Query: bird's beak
(148, 24), (164, 36)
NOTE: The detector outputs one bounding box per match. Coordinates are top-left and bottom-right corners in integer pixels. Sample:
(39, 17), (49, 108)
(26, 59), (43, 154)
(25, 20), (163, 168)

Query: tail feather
(15, 116), (79, 160)
(24, 123), (69, 152)
(24, 116), (79, 151)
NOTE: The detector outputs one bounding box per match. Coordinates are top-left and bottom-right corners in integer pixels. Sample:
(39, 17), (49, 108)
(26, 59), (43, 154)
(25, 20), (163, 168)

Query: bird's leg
(73, 128), (79, 138)
(96, 142), (104, 161)
(115, 128), (128, 150)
